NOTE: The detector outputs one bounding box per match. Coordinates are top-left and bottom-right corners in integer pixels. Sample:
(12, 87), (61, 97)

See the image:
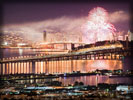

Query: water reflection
(16, 75), (133, 86)
(18, 48), (23, 56)
(57, 75), (133, 86)
(0, 59), (122, 75)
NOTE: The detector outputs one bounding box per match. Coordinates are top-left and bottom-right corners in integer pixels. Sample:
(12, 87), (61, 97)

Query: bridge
(0, 41), (132, 75)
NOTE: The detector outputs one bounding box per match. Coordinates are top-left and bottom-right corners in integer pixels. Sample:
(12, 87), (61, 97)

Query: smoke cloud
(2, 10), (129, 43)
(109, 10), (129, 23)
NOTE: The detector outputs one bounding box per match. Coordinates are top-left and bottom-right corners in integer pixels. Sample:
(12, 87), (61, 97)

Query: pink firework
(82, 7), (116, 43)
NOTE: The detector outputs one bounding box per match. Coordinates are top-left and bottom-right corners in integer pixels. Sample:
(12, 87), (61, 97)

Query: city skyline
(2, 1), (131, 44)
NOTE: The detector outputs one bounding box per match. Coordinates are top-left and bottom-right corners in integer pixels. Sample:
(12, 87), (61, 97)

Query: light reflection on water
(58, 75), (132, 85)
(17, 75), (133, 86)
(1, 48), (132, 85)
(18, 48), (23, 56)
(59, 75), (133, 85)
(0, 60), (122, 74)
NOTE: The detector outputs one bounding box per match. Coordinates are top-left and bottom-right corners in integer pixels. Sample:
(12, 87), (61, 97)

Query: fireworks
(82, 7), (116, 44)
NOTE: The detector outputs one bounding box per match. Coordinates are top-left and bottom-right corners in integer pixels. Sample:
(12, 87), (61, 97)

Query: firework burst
(82, 7), (116, 44)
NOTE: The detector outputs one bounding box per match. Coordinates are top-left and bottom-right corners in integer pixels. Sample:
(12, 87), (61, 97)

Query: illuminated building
(118, 35), (124, 41)
(127, 30), (133, 41)
(116, 85), (133, 93)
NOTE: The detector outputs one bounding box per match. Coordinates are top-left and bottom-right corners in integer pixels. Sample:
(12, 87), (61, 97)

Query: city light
(3, 42), (8, 45)
(17, 43), (26, 46)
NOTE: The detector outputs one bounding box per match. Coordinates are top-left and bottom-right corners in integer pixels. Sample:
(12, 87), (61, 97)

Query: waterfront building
(116, 85), (133, 93)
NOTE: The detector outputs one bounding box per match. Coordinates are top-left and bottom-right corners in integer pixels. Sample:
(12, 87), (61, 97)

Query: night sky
(1, 1), (131, 42)
(3, 1), (130, 25)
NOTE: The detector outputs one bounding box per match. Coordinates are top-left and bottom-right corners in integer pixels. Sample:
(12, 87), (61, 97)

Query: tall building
(128, 30), (133, 41)
(43, 31), (47, 42)
(125, 35), (129, 49)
